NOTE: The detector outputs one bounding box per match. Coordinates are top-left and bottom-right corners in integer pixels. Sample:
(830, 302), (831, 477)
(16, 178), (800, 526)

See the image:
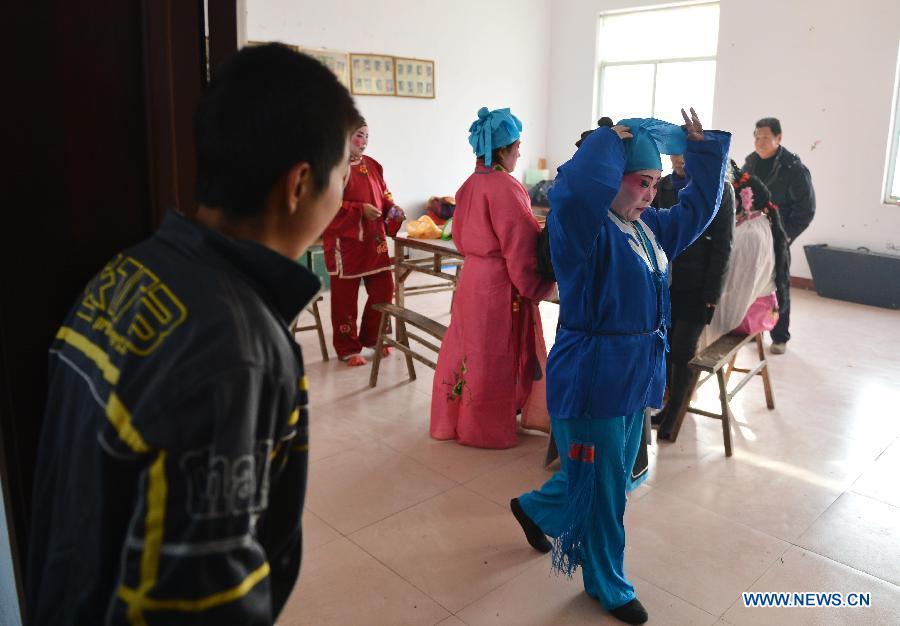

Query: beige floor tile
(302, 511), (341, 552)
(675, 413), (887, 492)
(350, 486), (542, 613)
(398, 430), (550, 484)
(307, 412), (381, 463)
(645, 437), (719, 487)
(653, 453), (844, 541)
(310, 364), (431, 414)
(306, 440), (456, 534)
(851, 437), (900, 507)
(629, 482), (654, 501)
(280, 537), (449, 625)
(436, 617), (468, 626)
(464, 450), (556, 506)
(775, 380), (900, 448)
(624, 490), (789, 617)
(797, 492), (900, 586)
(457, 560), (717, 625)
(721, 546), (900, 625)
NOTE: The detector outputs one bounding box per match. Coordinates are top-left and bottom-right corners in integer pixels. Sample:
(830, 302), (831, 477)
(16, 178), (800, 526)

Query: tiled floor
(280, 283), (900, 625)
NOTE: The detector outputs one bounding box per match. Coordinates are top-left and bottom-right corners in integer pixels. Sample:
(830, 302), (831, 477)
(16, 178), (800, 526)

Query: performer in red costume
(323, 117), (405, 365)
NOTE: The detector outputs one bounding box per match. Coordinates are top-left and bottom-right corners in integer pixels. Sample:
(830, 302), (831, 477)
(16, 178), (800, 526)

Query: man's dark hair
(195, 43), (360, 216)
(755, 117), (782, 136)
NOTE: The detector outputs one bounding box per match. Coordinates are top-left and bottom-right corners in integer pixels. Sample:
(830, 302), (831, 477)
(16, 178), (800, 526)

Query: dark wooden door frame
(0, 2), (238, 622)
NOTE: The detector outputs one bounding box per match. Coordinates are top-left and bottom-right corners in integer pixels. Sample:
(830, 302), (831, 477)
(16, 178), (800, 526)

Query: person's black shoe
(510, 498), (552, 553)
(609, 598), (648, 624)
(656, 429), (673, 442)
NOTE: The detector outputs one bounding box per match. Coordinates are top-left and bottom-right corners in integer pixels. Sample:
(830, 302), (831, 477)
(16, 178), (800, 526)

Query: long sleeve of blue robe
(546, 127), (731, 419)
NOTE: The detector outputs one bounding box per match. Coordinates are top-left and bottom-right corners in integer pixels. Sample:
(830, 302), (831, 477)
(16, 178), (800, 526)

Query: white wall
(547, 0), (900, 278)
(714, 0), (900, 276)
(246, 0), (552, 216)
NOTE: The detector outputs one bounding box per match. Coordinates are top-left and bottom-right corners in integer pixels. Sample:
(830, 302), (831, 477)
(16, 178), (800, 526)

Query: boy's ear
(285, 162), (313, 214)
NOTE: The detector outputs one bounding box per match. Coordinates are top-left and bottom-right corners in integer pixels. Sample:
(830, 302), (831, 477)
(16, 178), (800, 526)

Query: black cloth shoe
(510, 498), (551, 553)
(609, 598), (648, 624)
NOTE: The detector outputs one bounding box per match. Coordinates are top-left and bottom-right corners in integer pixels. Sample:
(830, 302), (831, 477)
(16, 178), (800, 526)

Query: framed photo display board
(394, 57), (435, 98)
(349, 53), (396, 96)
(300, 47), (350, 89)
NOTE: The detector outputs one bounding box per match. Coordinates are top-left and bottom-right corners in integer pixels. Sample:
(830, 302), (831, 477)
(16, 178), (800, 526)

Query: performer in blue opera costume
(510, 109), (730, 625)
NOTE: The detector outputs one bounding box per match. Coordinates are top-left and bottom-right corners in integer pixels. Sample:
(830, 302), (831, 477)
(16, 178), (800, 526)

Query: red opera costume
(323, 154), (402, 359)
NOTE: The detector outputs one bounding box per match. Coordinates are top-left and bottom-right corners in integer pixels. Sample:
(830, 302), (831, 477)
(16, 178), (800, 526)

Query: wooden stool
(369, 303), (446, 387)
(668, 332), (775, 457)
(291, 296), (329, 361)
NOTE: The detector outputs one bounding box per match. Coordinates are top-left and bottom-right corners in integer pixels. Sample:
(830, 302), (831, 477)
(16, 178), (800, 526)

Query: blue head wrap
(617, 118), (688, 172)
(468, 107), (523, 166)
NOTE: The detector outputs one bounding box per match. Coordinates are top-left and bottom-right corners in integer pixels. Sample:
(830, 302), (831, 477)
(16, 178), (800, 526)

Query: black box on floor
(804, 244), (900, 309)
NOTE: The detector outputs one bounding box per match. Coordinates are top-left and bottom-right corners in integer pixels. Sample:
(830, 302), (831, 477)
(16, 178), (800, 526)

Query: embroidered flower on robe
(444, 358), (469, 402)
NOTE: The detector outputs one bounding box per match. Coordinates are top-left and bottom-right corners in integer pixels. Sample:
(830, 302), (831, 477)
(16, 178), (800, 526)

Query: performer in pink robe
(430, 107), (554, 449)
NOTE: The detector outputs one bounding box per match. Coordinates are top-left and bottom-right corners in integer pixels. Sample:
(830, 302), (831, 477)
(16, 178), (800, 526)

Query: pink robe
(430, 164), (554, 449)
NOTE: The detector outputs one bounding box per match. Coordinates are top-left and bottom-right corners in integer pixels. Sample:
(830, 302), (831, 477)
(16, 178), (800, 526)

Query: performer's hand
(611, 125), (633, 141)
(681, 107), (704, 141)
(362, 203), (381, 220)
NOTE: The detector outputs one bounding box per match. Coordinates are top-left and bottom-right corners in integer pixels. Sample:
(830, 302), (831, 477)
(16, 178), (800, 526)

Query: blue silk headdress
(616, 117), (688, 172)
(468, 107), (523, 166)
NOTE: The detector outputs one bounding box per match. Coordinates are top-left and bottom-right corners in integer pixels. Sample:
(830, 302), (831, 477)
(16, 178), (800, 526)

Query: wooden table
(392, 233), (464, 308)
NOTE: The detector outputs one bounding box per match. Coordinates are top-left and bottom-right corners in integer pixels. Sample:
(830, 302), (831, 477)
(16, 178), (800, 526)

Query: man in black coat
(742, 117), (816, 353)
(652, 157), (734, 440)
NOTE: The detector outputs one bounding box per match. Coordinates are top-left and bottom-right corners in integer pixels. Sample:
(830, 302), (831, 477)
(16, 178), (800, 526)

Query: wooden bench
(291, 295), (329, 361)
(369, 303), (447, 387)
(667, 332), (775, 457)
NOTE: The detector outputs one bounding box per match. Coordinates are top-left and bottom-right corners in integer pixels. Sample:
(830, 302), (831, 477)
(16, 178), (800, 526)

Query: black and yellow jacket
(26, 210), (319, 625)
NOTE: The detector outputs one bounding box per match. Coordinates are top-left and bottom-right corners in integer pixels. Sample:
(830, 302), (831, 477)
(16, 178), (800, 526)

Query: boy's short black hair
(755, 117), (782, 136)
(195, 43), (360, 217)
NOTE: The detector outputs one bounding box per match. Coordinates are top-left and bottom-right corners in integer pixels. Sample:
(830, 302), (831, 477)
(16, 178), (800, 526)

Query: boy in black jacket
(26, 44), (359, 625)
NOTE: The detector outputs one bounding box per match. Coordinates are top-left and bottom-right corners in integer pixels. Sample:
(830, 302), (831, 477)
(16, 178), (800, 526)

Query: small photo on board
(394, 57), (435, 99)
(349, 53), (397, 96)
(299, 46), (351, 89)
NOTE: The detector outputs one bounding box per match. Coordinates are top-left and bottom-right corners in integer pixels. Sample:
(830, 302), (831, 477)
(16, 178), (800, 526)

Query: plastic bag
(406, 215), (443, 239)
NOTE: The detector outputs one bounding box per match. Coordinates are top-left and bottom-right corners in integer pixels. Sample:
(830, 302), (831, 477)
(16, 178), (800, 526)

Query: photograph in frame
(349, 53), (397, 96)
(299, 46), (350, 89)
(393, 57), (435, 99)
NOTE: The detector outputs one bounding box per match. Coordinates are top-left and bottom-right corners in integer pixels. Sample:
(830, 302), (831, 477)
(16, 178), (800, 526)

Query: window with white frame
(596, 3), (720, 131)
(884, 44), (900, 205)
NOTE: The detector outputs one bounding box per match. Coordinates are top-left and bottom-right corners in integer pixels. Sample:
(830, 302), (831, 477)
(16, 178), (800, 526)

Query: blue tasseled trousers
(518, 411), (647, 609)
